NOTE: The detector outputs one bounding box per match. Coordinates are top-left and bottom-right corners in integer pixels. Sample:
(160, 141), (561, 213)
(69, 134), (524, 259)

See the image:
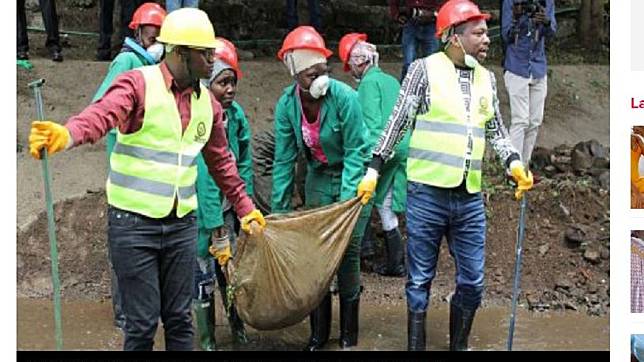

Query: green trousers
(304, 166), (373, 301)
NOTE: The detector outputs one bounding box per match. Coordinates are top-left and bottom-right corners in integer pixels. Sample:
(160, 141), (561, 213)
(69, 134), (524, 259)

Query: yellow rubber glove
(240, 209), (266, 235)
(510, 161), (534, 200)
(29, 121), (71, 160)
(357, 168), (378, 205)
(208, 227), (232, 266)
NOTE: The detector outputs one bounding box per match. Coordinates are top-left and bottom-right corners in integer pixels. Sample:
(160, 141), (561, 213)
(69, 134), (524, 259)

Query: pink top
(297, 85), (328, 164)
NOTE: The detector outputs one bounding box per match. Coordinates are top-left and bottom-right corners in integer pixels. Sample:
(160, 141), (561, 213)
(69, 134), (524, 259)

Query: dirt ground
(16, 18), (610, 327)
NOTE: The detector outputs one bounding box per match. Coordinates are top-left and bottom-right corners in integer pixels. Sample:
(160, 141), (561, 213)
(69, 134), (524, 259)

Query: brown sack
(226, 197), (363, 330)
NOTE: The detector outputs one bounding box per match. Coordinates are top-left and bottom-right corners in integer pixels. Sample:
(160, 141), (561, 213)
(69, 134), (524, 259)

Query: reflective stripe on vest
(406, 52), (494, 193)
(106, 65), (213, 218)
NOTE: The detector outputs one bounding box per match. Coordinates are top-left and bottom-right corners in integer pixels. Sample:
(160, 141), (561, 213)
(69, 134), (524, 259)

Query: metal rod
(29, 78), (64, 351)
(507, 195), (528, 351)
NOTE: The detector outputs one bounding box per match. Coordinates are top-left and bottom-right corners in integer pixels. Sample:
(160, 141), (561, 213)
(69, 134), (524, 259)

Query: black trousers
(108, 206), (197, 351)
(97, 0), (143, 52)
(17, 0), (61, 53)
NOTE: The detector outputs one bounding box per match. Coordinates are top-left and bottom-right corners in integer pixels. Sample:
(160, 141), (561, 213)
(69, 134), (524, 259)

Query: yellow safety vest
(406, 52), (494, 193)
(106, 65), (213, 218)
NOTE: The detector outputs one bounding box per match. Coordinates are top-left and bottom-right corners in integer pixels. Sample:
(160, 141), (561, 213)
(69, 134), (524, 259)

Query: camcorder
(513, 0), (546, 18)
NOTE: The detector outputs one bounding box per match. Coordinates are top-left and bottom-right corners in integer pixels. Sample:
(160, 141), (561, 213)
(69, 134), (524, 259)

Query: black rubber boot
(219, 285), (248, 344)
(304, 293), (332, 351)
(193, 295), (216, 351)
(375, 228), (406, 277)
(339, 296), (360, 349)
(360, 222), (375, 260)
(449, 301), (477, 351)
(407, 310), (426, 351)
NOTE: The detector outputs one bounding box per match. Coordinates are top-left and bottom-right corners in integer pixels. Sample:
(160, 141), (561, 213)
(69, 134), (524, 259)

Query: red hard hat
(277, 26), (333, 61)
(214, 37), (243, 80)
(435, 0), (491, 39)
(338, 33), (368, 72)
(129, 2), (167, 30)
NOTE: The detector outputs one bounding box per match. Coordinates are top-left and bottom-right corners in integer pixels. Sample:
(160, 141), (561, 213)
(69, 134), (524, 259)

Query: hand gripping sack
(226, 197), (363, 330)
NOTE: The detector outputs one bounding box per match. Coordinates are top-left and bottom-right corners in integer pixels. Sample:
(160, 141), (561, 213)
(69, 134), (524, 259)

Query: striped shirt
(370, 56), (520, 173)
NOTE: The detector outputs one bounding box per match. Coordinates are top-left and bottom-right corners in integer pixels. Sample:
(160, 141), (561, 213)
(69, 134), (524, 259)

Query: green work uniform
(271, 79), (372, 300)
(196, 101), (254, 257)
(357, 66), (410, 212)
(92, 49), (153, 164)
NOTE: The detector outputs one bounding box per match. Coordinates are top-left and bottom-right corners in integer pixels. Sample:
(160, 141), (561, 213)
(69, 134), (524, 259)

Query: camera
(514, 0), (546, 18)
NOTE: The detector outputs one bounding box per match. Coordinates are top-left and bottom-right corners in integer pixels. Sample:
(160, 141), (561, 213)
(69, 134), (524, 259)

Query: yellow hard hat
(156, 8), (221, 49)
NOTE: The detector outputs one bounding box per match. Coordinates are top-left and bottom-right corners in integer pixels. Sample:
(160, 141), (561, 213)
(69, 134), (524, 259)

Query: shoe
(51, 51), (63, 62)
(339, 296), (360, 349)
(17, 51), (29, 60)
(407, 310), (426, 351)
(303, 293), (332, 351)
(375, 228), (406, 277)
(449, 301), (476, 351)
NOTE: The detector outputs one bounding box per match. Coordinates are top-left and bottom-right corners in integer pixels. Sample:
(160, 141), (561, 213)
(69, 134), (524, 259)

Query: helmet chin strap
(183, 48), (201, 98)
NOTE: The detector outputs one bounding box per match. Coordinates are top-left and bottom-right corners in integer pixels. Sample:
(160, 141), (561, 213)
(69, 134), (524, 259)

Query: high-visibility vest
(106, 65), (213, 218)
(406, 52), (494, 193)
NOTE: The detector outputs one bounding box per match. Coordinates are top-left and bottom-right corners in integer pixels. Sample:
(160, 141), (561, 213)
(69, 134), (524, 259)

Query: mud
(17, 297), (608, 351)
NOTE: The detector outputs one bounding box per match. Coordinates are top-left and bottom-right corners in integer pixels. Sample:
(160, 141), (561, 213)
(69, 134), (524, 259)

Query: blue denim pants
(405, 182), (486, 312)
(400, 21), (439, 81)
(166, 0), (199, 13)
(108, 206), (197, 351)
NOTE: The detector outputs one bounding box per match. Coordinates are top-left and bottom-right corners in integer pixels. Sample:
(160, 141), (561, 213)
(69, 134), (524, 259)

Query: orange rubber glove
(29, 121), (71, 159)
(357, 168), (378, 205)
(510, 161), (534, 200)
(240, 209), (266, 235)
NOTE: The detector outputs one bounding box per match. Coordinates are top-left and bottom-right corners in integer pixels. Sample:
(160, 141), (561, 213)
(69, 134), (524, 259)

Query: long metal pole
(29, 79), (63, 351)
(507, 195), (528, 351)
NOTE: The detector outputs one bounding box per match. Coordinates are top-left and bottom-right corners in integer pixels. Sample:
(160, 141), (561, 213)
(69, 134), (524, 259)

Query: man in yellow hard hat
(28, 8), (266, 351)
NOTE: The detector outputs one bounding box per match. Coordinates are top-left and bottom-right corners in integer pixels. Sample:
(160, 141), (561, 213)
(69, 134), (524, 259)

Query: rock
(592, 157), (610, 169)
(530, 147), (553, 171)
(587, 139), (606, 158)
(571, 147), (593, 172)
(555, 276), (573, 290)
(564, 226), (586, 247)
(587, 283), (599, 294)
(583, 249), (601, 264)
(237, 49), (255, 61)
(538, 244), (550, 257)
(564, 301), (578, 311)
(600, 247), (610, 260)
(596, 170), (610, 190)
(544, 165), (557, 177)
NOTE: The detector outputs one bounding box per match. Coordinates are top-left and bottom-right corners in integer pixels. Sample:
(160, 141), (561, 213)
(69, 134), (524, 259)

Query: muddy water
(18, 298), (608, 351)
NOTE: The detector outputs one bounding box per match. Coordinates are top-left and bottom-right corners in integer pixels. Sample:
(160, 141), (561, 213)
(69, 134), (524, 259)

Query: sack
(226, 197), (363, 330)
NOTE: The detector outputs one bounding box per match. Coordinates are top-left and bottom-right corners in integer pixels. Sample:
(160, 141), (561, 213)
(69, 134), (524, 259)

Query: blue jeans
(401, 21), (439, 81)
(166, 0), (199, 13)
(108, 206), (197, 351)
(405, 182), (486, 312)
(286, 0), (321, 32)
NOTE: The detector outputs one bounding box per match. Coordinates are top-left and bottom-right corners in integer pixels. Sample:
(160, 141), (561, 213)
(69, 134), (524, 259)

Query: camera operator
(388, 0), (445, 81)
(501, 0), (556, 178)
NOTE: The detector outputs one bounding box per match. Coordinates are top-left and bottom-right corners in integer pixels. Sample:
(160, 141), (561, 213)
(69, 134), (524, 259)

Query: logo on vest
(478, 96), (489, 116)
(194, 122), (207, 143)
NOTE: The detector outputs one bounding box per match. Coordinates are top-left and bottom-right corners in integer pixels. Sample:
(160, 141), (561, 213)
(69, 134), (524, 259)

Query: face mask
(146, 42), (164, 63)
(307, 74), (330, 99)
(456, 36), (479, 69)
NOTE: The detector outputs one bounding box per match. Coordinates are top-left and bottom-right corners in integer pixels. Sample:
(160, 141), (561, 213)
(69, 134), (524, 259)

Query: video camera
(513, 0), (546, 18)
